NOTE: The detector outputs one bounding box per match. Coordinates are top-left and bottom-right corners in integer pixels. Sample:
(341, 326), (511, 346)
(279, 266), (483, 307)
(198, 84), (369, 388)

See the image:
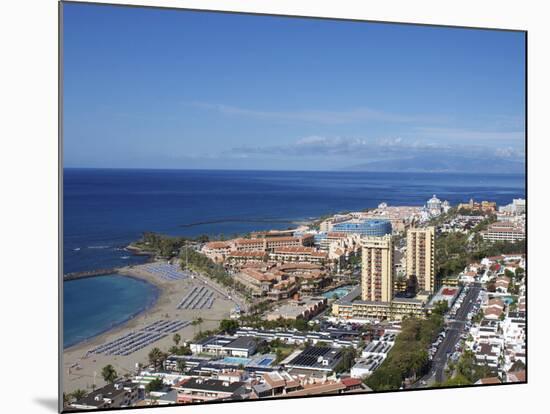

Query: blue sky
(63, 2), (526, 172)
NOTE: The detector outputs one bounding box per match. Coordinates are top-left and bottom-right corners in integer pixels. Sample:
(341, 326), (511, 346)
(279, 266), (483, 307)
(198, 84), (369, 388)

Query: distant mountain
(346, 155), (525, 174)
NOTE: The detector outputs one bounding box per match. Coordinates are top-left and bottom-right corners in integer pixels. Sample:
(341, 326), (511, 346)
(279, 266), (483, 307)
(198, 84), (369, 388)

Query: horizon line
(62, 166), (526, 175)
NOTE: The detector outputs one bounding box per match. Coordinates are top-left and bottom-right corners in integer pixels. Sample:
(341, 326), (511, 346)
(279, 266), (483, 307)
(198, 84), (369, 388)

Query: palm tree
(177, 359), (186, 374)
(173, 333), (181, 347)
(197, 317), (204, 333)
(148, 347), (164, 371)
(71, 389), (87, 401)
(101, 365), (118, 384)
(191, 317), (204, 335)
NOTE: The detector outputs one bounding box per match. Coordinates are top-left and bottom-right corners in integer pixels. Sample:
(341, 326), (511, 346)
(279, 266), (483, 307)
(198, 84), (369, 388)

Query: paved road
(413, 284), (481, 387)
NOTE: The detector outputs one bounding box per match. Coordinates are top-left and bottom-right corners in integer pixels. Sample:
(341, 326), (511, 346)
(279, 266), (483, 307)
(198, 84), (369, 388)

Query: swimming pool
(501, 296), (516, 305)
(322, 286), (352, 299)
(256, 357), (274, 366)
(222, 357), (251, 365)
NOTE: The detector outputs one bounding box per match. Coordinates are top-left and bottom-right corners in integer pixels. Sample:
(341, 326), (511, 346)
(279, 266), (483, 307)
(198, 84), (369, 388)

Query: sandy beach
(62, 261), (240, 395)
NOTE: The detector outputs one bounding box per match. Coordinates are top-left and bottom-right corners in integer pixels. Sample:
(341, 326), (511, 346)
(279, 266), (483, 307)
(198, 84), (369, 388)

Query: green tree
(439, 373), (472, 387)
(71, 389), (87, 401)
(176, 359), (186, 374)
(364, 315), (443, 391)
(148, 347), (165, 371)
(173, 333), (181, 347)
(275, 349), (284, 364)
(219, 319), (240, 334)
(433, 300), (449, 316)
(101, 364), (118, 384)
(510, 360), (525, 372)
(334, 347), (357, 373)
(192, 317), (204, 335)
(456, 350), (492, 383)
(515, 267), (525, 280)
(365, 365), (403, 391)
(145, 377), (164, 393)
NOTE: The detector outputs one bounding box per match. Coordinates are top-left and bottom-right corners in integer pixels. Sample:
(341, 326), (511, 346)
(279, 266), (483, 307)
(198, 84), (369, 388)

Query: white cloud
(188, 102), (446, 125)
(225, 135), (525, 166)
(415, 126), (525, 144)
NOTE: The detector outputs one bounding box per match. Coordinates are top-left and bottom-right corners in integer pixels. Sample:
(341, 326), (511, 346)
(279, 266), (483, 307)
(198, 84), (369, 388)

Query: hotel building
(481, 222), (525, 242)
(406, 227), (435, 293)
(457, 198), (497, 213)
(332, 219), (392, 237)
(329, 234), (430, 321)
(361, 235), (393, 302)
(332, 297), (425, 321)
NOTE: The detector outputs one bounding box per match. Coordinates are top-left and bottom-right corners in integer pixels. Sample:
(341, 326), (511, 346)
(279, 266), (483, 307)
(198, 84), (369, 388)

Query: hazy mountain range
(346, 154), (525, 174)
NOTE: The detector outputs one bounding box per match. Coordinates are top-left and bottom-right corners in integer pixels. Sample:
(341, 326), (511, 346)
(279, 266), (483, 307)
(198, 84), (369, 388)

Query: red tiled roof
(228, 251), (266, 257)
(286, 382), (346, 397)
(484, 307), (503, 317)
(235, 239), (265, 245)
(488, 298), (505, 307)
(508, 370), (526, 382)
(477, 377), (501, 385)
(241, 268), (278, 282)
(273, 246), (316, 254)
(341, 377), (362, 387)
(205, 241), (232, 249)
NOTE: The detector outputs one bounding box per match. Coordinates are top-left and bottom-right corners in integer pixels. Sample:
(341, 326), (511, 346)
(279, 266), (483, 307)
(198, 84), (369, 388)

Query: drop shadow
(34, 397), (59, 412)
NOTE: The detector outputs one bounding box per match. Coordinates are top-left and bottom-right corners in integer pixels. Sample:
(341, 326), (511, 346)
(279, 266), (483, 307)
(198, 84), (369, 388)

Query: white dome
(428, 194), (440, 203)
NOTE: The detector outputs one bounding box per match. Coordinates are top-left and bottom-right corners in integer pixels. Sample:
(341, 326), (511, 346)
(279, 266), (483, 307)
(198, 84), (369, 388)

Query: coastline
(62, 261), (236, 394)
(63, 272), (161, 350)
(63, 262), (172, 353)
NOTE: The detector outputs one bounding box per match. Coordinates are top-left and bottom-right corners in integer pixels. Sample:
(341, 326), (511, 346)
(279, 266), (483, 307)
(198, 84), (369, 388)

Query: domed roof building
(427, 194), (442, 213)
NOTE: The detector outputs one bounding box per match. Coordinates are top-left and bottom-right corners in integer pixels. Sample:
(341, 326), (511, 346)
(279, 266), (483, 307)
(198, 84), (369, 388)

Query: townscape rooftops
(326, 232), (349, 238)
(73, 381), (137, 408)
(476, 377), (502, 385)
(285, 381), (346, 397)
(225, 336), (258, 350)
(205, 241), (233, 249)
(196, 335), (257, 351)
(229, 251), (266, 257)
(287, 346), (343, 371)
(241, 267), (278, 282)
(176, 377), (245, 393)
(278, 262), (323, 269)
(263, 371), (300, 388)
(273, 246), (316, 253)
(508, 370), (526, 382)
(488, 298), (505, 308)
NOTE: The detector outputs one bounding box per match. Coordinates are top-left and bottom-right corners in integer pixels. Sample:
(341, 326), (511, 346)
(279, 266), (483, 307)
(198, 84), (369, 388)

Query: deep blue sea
(63, 274), (159, 348)
(63, 168), (525, 348)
